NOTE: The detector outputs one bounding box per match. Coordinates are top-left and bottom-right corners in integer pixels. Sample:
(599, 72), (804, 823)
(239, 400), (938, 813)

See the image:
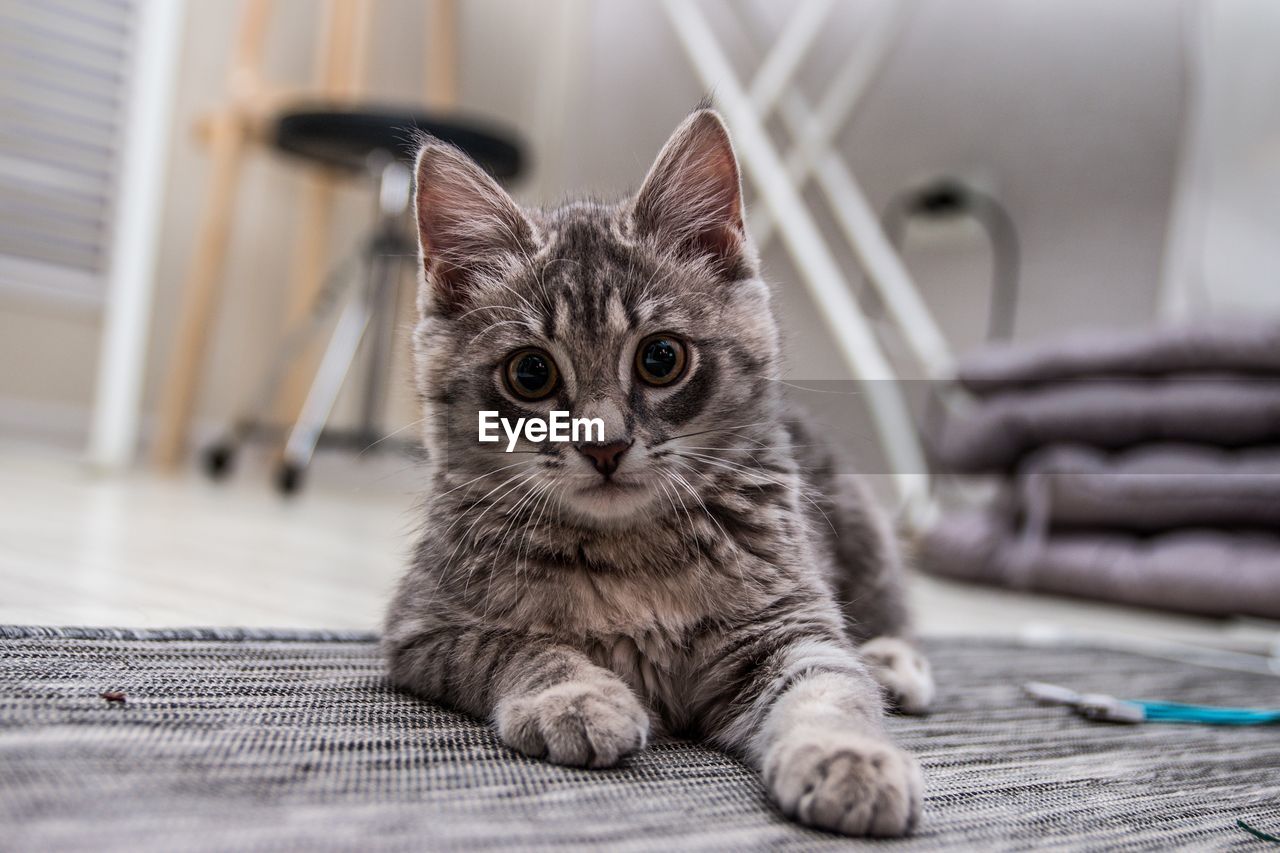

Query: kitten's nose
(576, 440), (632, 478)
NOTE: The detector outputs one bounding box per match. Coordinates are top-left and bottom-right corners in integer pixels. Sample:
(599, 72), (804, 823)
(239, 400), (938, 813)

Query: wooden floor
(1, 440), (1276, 655)
(0, 441), (417, 631)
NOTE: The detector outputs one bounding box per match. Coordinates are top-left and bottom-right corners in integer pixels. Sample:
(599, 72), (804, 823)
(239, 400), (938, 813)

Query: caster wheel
(276, 463), (304, 495)
(203, 443), (235, 479)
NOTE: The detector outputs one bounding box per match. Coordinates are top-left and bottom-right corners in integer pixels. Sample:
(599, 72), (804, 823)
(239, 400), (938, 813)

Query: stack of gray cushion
(920, 320), (1280, 619)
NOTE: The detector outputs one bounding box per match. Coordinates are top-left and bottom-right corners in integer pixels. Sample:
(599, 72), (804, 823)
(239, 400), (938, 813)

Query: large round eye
(504, 348), (559, 400)
(635, 334), (688, 386)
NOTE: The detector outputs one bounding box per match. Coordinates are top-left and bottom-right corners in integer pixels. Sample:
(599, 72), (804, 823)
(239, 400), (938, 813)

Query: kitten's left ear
(632, 109), (751, 279)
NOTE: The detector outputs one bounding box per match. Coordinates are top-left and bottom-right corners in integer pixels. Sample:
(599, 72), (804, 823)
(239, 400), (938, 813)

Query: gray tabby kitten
(384, 109), (935, 838)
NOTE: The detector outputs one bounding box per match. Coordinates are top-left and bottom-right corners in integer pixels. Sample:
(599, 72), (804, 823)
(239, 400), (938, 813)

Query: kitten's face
(413, 111), (779, 527)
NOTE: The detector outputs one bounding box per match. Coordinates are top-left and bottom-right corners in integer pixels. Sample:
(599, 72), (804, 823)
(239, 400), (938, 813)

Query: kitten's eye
(635, 334), (688, 386)
(504, 348), (559, 400)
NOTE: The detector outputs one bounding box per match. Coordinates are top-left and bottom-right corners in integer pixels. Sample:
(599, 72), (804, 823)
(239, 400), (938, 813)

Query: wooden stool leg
(427, 0), (458, 108)
(265, 0), (373, 450)
(150, 117), (248, 470)
(150, 0), (272, 470)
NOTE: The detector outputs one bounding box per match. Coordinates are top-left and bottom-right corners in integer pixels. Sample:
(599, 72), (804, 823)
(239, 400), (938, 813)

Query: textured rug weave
(2, 627), (1277, 851)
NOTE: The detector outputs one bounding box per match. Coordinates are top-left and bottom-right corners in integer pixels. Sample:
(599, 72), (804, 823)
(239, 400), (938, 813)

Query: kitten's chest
(511, 566), (716, 719)
(584, 630), (698, 732)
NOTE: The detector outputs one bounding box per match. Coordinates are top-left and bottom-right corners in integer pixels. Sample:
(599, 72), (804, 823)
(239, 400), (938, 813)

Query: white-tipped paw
(861, 636), (935, 715)
(764, 729), (923, 837)
(496, 679), (649, 768)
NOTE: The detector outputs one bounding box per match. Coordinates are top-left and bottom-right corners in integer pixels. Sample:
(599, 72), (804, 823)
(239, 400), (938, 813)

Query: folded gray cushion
(919, 511), (1280, 619)
(928, 378), (1280, 473)
(926, 320), (1280, 616)
(958, 319), (1280, 394)
(1017, 443), (1280, 531)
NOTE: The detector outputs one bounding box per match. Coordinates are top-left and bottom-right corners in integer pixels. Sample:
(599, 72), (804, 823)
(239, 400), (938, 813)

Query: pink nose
(576, 440), (632, 477)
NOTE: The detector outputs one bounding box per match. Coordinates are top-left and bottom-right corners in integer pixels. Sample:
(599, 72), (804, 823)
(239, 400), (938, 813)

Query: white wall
(0, 0), (1216, 449)
(1163, 0), (1280, 316)
(559, 0), (1187, 379)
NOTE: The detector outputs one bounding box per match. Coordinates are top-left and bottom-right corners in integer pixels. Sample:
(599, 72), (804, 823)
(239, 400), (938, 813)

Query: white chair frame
(659, 0), (952, 521)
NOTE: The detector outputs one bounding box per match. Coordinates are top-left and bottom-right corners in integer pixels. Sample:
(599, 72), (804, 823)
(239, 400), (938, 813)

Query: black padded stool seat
(272, 104), (524, 180)
(202, 104), (522, 494)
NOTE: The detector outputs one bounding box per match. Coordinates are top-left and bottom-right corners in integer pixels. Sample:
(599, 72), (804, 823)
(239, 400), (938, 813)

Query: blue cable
(1135, 700), (1280, 726)
(1024, 682), (1280, 725)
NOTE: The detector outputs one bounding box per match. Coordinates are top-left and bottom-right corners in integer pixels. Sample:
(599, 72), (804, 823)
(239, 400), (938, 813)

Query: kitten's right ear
(631, 109), (749, 279)
(413, 142), (534, 316)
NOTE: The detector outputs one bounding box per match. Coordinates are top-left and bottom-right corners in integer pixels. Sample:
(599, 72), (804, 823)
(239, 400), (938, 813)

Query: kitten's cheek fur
(763, 728), (924, 837)
(494, 680), (650, 769)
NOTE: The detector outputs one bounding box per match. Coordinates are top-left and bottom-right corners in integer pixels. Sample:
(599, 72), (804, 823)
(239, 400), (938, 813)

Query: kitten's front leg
(494, 648), (650, 768)
(859, 636), (935, 715)
(386, 623), (649, 768)
(700, 632), (923, 837)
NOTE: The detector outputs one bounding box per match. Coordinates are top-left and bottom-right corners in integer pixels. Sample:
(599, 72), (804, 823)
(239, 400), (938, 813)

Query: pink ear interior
(633, 110), (747, 277)
(413, 144), (531, 313)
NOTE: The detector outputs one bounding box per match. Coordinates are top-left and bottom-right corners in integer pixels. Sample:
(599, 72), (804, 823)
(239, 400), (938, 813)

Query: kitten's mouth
(561, 475), (659, 525)
(577, 478), (640, 495)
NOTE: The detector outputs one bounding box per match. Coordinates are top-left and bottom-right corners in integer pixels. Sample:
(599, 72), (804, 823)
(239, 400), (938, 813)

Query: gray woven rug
(2, 628), (1277, 851)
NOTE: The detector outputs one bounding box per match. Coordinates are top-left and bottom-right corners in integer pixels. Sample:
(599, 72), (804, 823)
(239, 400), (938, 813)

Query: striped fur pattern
(384, 109), (933, 837)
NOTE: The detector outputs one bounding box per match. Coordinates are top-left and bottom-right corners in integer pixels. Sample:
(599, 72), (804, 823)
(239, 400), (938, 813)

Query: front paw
(861, 636), (935, 715)
(496, 679), (649, 768)
(764, 729), (923, 837)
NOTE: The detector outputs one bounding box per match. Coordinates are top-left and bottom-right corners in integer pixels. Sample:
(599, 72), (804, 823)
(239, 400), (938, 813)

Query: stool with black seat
(202, 106), (523, 494)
